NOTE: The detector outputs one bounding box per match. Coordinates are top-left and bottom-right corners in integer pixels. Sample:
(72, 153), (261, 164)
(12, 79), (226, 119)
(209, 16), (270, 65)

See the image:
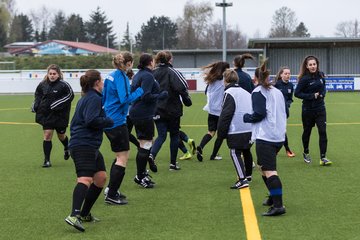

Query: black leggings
(301, 109), (327, 157)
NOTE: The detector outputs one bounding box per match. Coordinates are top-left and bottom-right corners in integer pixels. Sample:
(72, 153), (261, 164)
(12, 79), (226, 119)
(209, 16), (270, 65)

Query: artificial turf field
(0, 92), (359, 240)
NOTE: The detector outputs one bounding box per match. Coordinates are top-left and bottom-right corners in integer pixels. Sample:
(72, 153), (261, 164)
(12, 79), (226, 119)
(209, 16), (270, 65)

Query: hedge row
(0, 54), (142, 70)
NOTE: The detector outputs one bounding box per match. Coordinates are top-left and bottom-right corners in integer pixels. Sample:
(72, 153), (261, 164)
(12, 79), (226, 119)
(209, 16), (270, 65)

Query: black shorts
(133, 119), (154, 140)
(208, 114), (219, 132)
(42, 126), (66, 134)
(256, 142), (282, 171)
(105, 125), (130, 152)
(155, 116), (180, 135)
(70, 147), (106, 177)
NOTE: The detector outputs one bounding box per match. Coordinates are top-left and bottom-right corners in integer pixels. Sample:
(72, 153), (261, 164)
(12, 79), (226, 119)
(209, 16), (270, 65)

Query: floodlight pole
(216, 0), (233, 62)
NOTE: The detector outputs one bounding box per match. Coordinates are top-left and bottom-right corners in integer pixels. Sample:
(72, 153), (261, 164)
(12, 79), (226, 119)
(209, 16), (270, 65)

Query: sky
(14, 0), (360, 42)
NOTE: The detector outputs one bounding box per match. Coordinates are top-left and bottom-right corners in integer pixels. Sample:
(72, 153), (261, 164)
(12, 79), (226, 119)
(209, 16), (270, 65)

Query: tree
(8, 13), (34, 42)
(121, 22), (132, 51)
(135, 16), (177, 51)
(335, 19), (359, 37)
(176, 0), (213, 48)
(205, 21), (247, 49)
(292, 22), (310, 37)
(85, 7), (116, 48)
(269, 6), (297, 38)
(63, 14), (86, 42)
(29, 6), (52, 39)
(48, 11), (66, 40)
(0, 18), (6, 50)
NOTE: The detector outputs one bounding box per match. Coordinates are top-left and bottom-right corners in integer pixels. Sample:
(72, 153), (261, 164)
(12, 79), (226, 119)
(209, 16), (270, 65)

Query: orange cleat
(286, 150), (296, 158)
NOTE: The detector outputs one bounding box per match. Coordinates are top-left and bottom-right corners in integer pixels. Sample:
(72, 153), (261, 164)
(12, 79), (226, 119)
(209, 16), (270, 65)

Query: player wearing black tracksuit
(150, 52), (192, 171)
(217, 78), (253, 189)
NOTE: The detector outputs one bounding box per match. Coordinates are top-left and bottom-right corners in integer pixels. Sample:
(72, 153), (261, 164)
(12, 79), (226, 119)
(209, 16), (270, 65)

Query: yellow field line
(0, 122), (37, 125)
(240, 188), (262, 240)
(0, 107), (30, 111)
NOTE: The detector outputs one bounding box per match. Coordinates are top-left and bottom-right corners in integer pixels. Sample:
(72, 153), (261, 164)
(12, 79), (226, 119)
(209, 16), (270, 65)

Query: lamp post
(215, 0), (233, 62)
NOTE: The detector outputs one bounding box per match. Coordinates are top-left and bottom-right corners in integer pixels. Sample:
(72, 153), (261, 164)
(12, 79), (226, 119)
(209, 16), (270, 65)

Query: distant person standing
(196, 61), (230, 161)
(244, 60), (287, 216)
(130, 53), (168, 188)
(32, 64), (74, 168)
(233, 53), (255, 93)
(150, 50), (192, 170)
(65, 70), (113, 232)
(102, 52), (144, 205)
(295, 55), (332, 166)
(217, 69), (253, 189)
(274, 66), (295, 157)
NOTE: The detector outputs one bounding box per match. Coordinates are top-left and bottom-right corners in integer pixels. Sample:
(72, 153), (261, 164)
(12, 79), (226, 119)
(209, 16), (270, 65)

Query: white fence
(0, 68), (358, 94)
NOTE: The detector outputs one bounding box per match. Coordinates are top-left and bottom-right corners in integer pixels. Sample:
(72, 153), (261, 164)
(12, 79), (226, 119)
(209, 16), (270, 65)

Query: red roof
(9, 40), (118, 55)
(53, 40), (118, 54)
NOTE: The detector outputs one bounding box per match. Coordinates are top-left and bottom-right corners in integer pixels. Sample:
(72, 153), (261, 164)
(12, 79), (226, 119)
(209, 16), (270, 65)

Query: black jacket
(153, 63), (192, 119)
(130, 68), (161, 120)
(235, 68), (254, 93)
(69, 89), (113, 149)
(295, 71), (326, 112)
(33, 79), (74, 128)
(274, 80), (294, 109)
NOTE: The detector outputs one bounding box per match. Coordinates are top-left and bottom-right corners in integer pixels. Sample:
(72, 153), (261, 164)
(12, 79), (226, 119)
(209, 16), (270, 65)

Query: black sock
(43, 140), (52, 161)
(80, 183), (103, 217)
(199, 133), (212, 149)
(129, 134), (140, 148)
(178, 139), (188, 153)
(266, 175), (283, 208)
(60, 136), (69, 150)
(210, 137), (223, 158)
(108, 164), (126, 197)
(136, 148), (150, 178)
(179, 130), (188, 142)
(71, 183), (88, 216)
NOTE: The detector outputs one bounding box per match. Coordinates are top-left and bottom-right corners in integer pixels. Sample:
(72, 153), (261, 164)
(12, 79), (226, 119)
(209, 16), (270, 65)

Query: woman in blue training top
(65, 70), (114, 232)
(274, 66), (295, 158)
(102, 52), (144, 205)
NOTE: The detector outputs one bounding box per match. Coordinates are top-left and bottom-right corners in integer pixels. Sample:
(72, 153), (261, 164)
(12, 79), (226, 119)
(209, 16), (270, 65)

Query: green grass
(0, 92), (359, 240)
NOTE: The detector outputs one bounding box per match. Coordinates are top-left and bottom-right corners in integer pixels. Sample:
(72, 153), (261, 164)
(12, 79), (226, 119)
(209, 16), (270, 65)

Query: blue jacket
(103, 69), (143, 128)
(130, 68), (161, 120)
(274, 80), (294, 109)
(235, 68), (254, 93)
(69, 89), (114, 149)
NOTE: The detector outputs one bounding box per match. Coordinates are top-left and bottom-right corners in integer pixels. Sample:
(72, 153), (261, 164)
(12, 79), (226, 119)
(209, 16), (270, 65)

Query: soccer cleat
(65, 215), (85, 232)
(169, 162), (181, 171)
(103, 187), (126, 199)
(148, 154), (158, 173)
(64, 150), (70, 160)
(79, 213), (100, 222)
(262, 196), (273, 206)
(230, 179), (249, 189)
(252, 161), (256, 168)
(134, 175), (154, 188)
(196, 146), (203, 162)
(42, 160), (51, 168)
(286, 150), (295, 158)
(320, 157), (332, 166)
(246, 176), (252, 182)
(187, 139), (196, 155)
(144, 170), (156, 184)
(179, 151), (192, 160)
(210, 154), (222, 160)
(262, 206), (286, 216)
(105, 193), (128, 205)
(303, 153), (312, 164)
